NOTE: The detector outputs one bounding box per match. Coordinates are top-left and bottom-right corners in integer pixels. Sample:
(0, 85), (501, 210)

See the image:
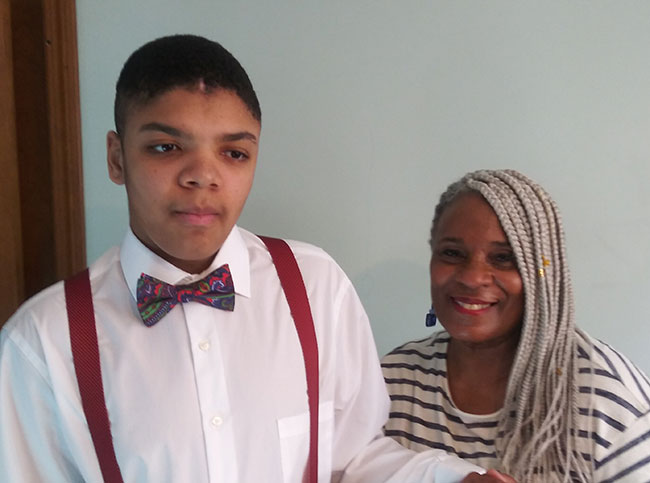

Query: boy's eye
(150, 143), (178, 153)
(225, 150), (248, 161)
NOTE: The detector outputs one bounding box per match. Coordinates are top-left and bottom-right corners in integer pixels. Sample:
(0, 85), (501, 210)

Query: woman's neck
(445, 330), (520, 414)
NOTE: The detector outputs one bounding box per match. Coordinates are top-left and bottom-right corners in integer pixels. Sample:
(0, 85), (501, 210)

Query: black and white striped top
(381, 330), (650, 482)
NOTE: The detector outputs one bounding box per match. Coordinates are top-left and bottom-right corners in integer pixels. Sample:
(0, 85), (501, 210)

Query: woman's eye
(491, 251), (516, 267)
(439, 248), (464, 260)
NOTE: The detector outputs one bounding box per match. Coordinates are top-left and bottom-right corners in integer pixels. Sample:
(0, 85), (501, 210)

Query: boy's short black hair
(114, 34), (261, 135)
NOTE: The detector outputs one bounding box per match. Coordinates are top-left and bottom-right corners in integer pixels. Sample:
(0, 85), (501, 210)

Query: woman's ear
(107, 130), (125, 185)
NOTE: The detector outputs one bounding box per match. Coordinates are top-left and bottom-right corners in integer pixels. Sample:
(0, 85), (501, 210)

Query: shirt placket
(182, 302), (239, 482)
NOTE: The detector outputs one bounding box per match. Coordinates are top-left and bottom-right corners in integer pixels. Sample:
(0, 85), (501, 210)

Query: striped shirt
(382, 330), (650, 482)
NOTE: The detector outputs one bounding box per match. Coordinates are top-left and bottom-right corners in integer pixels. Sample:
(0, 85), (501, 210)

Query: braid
(430, 169), (593, 481)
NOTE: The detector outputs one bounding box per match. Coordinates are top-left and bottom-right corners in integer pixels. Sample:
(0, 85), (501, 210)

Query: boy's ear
(107, 130), (126, 185)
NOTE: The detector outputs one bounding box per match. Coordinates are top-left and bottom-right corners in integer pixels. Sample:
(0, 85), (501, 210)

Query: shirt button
(198, 340), (211, 351)
(211, 416), (223, 427)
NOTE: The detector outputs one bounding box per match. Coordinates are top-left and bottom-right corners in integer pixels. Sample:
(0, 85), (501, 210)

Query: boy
(0, 35), (510, 482)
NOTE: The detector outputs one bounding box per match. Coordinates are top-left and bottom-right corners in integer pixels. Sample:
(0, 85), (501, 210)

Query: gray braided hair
(430, 169), (592, 482)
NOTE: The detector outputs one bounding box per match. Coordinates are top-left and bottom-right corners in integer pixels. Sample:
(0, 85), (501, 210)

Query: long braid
(430, 169), (593, 481)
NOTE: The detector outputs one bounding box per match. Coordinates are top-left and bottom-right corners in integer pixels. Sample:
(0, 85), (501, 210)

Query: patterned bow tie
(136, 264), (235, 326)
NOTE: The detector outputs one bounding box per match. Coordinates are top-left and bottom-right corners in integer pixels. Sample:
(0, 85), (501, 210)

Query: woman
(382, 170), (650, 482)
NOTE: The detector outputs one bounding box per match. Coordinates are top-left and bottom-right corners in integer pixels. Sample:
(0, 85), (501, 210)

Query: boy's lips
(173, 208), (220, 226)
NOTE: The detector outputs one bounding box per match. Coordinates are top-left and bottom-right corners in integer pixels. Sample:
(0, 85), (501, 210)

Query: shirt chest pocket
(277, 400), (334, 483)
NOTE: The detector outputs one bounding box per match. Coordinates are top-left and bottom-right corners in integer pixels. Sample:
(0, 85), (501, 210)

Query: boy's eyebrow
(139, 122), (186, 137)
(138, 123), (257, 143)
(220, 132), (258, 144)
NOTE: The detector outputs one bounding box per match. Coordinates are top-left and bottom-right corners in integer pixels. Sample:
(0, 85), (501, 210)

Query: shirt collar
(120, 226), (251, 301)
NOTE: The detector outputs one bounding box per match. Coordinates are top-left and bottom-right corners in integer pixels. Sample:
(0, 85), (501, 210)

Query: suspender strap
(64, 269), (124, 483)
(259, 236), (320, 483)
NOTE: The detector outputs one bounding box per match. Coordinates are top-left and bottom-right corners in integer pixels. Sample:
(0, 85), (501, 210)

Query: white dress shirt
(0, 226), (483, 482)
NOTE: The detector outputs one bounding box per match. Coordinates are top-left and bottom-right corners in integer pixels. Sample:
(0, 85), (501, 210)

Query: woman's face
(430, 192), (524, 347)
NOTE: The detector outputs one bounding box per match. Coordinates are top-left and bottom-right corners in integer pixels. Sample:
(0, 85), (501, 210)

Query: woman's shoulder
(381, 331), (450, 398)
(575, 329), (650, 416)
(381, 331), (450, 366)
(575, 330), (650, 480)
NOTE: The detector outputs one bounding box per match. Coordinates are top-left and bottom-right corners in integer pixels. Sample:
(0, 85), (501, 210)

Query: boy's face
(107, 87), (261, 274)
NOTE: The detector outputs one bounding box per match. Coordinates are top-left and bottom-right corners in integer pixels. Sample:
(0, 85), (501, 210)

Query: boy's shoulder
(240, 228), (344, 275)
(240, 228), (332, 259)
(1, 246), (121, 341)
(239, 227), (355, 301)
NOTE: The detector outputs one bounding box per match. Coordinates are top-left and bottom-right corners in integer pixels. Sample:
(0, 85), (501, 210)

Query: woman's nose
(455, 258), (493, 288)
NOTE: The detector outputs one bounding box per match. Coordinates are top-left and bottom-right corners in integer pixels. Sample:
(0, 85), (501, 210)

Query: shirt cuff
(432, 451), (486, 483)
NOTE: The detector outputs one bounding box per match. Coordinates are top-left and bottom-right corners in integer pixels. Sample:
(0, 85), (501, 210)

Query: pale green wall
(78, 1), (650, 372)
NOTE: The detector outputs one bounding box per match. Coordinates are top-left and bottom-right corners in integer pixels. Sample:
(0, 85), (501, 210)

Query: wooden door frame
(1, 0), (84, 324)
(0, 0), (24, 322)
(43, 0), (86, 277)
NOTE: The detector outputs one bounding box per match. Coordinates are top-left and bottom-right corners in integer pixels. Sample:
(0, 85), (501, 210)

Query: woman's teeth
(456, 301), (491, 310)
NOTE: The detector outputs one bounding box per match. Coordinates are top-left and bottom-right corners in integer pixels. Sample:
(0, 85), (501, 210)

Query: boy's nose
(179, 152), (221, 188)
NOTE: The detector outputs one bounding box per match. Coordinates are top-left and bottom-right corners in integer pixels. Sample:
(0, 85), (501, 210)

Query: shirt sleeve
(328, 279), (485, 482)
(592, 410), (650, 482)
(0, 316), (84, 483)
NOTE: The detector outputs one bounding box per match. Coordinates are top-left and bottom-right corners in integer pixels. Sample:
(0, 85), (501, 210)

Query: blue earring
(425, 307), (437, 327)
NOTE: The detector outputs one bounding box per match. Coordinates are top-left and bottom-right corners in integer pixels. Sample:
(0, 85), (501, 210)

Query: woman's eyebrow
(490, 241), (513, 249)
(437, 236), (463, 243)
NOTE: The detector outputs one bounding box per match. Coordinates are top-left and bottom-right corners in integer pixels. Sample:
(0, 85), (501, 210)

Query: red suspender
(65, 238), (319, 483)
(64, 269), (124, 483)
(259, 236), (320, 483)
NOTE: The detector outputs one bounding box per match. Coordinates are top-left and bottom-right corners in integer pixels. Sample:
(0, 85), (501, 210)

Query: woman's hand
(461, 469), (516, 482)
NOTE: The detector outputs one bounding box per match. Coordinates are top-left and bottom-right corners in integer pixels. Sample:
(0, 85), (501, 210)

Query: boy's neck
(132, 230), (220, 275)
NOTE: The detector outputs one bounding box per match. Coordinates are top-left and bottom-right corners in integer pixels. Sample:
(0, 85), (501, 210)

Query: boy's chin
(156, 245), (221, 274)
